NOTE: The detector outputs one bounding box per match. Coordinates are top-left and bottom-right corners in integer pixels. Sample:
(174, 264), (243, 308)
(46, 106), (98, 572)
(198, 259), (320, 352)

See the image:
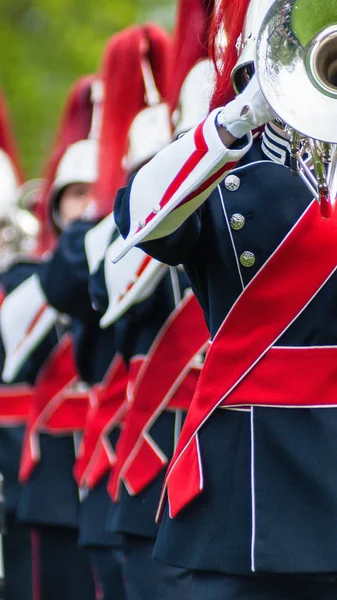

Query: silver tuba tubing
(256, 0), (337, 217)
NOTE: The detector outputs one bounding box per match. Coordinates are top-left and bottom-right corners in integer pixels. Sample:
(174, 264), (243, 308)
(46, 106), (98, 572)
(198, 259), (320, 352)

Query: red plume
(210, 0), (251, 109)
(35, 75), (95, 254)
(95, 24), (171, 215)
(168, 0), (214, 115)
(0, 88), (25, 185)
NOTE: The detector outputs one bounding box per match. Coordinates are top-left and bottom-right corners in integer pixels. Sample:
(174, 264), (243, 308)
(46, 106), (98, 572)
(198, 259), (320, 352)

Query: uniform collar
(261, 123), (291, 167)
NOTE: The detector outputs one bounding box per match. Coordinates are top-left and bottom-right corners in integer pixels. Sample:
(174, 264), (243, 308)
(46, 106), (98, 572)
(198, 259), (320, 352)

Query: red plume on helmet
(95, 24), (171, 215)
(168, 0), (214, 116)
(210, 0), (251, 110)
(35, 75), (95, 254)
(0, 88), (25, 185)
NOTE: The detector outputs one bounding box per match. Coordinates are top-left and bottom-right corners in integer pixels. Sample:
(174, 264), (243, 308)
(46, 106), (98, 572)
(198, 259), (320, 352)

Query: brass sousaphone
(256, 0), (337, 216)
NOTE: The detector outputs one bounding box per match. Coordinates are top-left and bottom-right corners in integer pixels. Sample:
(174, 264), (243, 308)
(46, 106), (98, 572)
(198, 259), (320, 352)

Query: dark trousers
(122, 534), (191, 600)
(191, 571), (337, 600)
(3, 513), (32, 600)
(38, 525), (96, 600)
(88, 547), (126, 600)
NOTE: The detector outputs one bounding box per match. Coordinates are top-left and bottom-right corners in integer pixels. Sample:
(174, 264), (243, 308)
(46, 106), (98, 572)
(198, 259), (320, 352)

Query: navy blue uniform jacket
(90, 242), (190, 539)
(39, 221), (123, 547)
(114, 132), (337, 575)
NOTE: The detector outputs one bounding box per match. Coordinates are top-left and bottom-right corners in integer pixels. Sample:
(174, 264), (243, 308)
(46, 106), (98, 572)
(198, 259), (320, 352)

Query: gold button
(230, 213), (245, 230)
(240, 251), (255, 267)
(225, 174), (241, 191)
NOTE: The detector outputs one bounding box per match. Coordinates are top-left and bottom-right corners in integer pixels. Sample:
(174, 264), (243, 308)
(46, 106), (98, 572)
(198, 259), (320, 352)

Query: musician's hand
(216, 76), (276, 140)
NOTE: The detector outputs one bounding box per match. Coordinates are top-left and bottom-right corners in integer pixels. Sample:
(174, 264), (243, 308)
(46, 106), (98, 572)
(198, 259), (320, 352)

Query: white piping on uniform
(169, 266), (182, 307)
(218, 185), (245, 290)
(174, 409), (183, 451)
(219, 181), (257, 567)
(170, 266), (184, 452)
(261, 140), (286, 165)
(264, 124), (291, 153)
(250, 407), (256, 572)
(196, 433), (204, 491)
(220, 406), (251, 412)
(219, 182), (258, 572)
(228, 160), (288, 175)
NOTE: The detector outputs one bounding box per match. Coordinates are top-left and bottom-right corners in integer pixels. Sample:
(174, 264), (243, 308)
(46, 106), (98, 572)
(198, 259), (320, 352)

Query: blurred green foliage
(0, 0), (174, 178)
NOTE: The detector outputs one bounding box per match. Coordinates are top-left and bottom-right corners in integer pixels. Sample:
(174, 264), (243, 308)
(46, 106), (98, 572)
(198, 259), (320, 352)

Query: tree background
(0, 0), (174, 178)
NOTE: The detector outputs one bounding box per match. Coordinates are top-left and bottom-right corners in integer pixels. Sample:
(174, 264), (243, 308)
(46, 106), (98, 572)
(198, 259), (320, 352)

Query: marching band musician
(35, 27), (175, 598)
(86, 20), (210, 600)
(15, 25), (176, 600)
(111, 0), (337, 598)
(29, 26), (170, 598)
(0, 77), (97, 600)
(0, 87), (37, 600)
(36, 62), (128, 599)
(36, 135), (127, 600)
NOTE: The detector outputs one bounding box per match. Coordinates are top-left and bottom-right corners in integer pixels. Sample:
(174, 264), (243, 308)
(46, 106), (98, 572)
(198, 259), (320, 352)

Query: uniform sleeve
(115, 182), (203, 266)
(39, 220), (97, 319)
(88, 260), (109, 316)
(85, 216), (119, 315)
(0, 265), (59, 383)
(112, 109), (252, 262)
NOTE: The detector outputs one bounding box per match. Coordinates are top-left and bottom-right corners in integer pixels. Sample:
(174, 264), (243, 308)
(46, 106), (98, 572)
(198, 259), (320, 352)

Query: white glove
(216, 76), (276, 139)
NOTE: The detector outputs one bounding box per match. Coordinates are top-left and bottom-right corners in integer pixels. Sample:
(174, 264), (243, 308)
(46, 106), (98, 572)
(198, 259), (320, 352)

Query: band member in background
(0, 77), (97, 600)
(34, 27), (174, 598)
(36, 63), (127, 599)
(37, 24), (180, 600)
(111, 0), (337, 598)
(86, 21), (210, 600)
(0, 87), (38, 600)
(36, 133), (127, 600)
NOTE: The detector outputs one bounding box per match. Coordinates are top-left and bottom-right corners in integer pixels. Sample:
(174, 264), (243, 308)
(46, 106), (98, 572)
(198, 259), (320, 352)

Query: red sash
(19, 334), (88, 483)
(0, 289), (32, 425)
(73, 355), (128, 488)
(158, 200), (337, 519)
(220, 346), (337, 407)
(0, 384), (32, 425)
(108, 291), (209, 501)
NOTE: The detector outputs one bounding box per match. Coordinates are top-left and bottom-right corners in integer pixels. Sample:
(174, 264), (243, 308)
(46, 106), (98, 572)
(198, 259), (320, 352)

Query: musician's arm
(112, 109), (251, 263)
(112, 76), (274, 263)
(39, 220), (96, 318)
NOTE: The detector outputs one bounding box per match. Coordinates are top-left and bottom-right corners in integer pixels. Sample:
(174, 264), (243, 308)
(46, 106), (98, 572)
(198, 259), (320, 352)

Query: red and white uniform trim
(0, 384), (32, 425)
(108, 290), (209, 501)
(0, 274), (58, 382)
(101, 236), (167, 326)
(73, 354), (128, 489)
(112, 109), (252, 261)
(19, 334), (88, 483)
(156, 199), (337, 519)
(85, 213), (117, 275)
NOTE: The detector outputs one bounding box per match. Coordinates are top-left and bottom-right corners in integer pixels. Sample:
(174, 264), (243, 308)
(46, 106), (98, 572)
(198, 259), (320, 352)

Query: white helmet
(124, 103), (172, 175)
(51, 138), (98, 200)
(173, 59), (216, 137)
(231, 0), (275, 94)
(0, 148), (19, 221)
(49, 138), (98, 231)
(123, 55), (171, 175)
